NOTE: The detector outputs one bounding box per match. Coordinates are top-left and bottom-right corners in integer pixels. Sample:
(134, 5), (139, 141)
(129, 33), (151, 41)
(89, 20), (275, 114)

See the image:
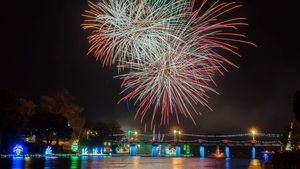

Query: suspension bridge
(111, 130), (282, 158)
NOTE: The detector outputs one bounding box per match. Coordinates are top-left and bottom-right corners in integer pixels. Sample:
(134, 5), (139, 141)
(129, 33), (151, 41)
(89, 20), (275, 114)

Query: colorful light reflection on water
(5, 157), (268, 169)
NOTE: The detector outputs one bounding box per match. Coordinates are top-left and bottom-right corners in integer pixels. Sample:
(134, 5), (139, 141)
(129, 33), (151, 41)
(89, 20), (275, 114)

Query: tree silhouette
(0, 90), (24, 153)
(38, 89), (85, 140)
(28, 112), (72, 145)
(19, 98), (37, 123)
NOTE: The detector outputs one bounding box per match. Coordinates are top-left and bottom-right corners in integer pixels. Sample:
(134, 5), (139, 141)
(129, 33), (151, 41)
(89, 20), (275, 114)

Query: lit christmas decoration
(103, 141), (112, 154)
(81, 148), (88, 155)
(183, 145), (191, 156)
(45, 146), (53, 156)
(165, 145), (176, 156)
(13, 145), (24, 156)
(71, 141), (79, 152)
(92, 148), (99, 155)
(285, 122), (294, 151)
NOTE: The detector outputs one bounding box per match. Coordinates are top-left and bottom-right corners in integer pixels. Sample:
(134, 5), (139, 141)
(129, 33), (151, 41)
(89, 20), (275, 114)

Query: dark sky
(1, 0), (299, 134)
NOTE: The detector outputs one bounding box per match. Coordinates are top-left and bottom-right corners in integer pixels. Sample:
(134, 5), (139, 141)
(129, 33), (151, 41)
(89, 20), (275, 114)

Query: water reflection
(70, 156), (78, 169)
(171, 158), (184, 169)
(81, 156), (88, 169)
(248, 160), (262, 169)
(45, 156), (57, 169)
(199, 158), (205, 169)
(91, 156), (100, 168)
(132, 156), (140, 169)
(11, 157), (23, 169)
(4, 156), (271, 169)
(24, 157), (31, 169)
(225, 158), (230, 169)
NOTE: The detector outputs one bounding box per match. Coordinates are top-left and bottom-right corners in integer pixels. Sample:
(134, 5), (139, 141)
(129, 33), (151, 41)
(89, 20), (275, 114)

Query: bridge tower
(175, 145), (181, 157)
(225, 146), (230, 159)
(223, 140), (230, 159)
(198, 139), (205, 158)
(151, 143), (161, 157)
(129, 144), (137, 156)
(251, 146), (256, 159)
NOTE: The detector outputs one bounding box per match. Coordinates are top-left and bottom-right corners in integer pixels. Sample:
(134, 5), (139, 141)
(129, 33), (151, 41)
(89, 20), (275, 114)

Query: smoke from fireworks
(82, 0), (255, 130)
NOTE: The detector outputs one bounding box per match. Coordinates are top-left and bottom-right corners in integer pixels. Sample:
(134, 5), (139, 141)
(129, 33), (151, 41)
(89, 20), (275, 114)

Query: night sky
(1, 0), (299, 134)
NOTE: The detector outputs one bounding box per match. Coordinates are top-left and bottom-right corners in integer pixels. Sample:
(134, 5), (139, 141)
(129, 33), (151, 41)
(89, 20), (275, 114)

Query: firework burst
(118, 38), (218, 130)
(82, 0), (185, 67)
(117, 0), (255, 130)
(82, 0), (255, 130)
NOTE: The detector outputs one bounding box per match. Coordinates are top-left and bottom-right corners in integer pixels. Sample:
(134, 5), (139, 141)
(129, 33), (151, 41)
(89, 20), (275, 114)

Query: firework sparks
(82, 0), (185, 67)
(118, 0), (255, 130)
(118, 38), (218, 130)
(82, 0), (255, 130)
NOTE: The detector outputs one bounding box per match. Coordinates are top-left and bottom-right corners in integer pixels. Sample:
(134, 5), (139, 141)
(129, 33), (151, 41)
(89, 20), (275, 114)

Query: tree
(28, 112), (72, 145)
(38, 89), (85, 140)
(0, 90), (24, 153)
(107, 120), (123, 141)
(19, 98), (37, 123)
(294, 91), (300, 122)
(80, 121), (124, 147)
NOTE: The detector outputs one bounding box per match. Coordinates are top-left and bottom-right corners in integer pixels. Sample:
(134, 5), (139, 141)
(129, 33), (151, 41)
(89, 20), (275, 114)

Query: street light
(178, 131), (182, 141)
(173, 129), (183, 140)
(250, 129), (256, 140)
(173, 130), (177, 140)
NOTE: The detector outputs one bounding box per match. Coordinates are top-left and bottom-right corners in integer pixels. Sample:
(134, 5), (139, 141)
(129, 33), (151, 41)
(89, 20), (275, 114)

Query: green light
(70, 156), (78, 169)
(71, 142), (79, 152)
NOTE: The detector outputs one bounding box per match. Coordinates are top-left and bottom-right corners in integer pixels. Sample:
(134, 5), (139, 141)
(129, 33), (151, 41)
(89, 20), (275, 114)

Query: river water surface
(0, 156), (269, 169)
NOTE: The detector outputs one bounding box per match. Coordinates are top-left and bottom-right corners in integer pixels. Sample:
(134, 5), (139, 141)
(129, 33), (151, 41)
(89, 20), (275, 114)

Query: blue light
(200, 146), (205, 158)
(252, 147), (256, 159)
(263, 153), (269, 159)
(175, 146), (181, 157)
(45, 146), (53, 156)
(129, 145), (137, 156)
(225, 146), (230, 159)
(262, 152), (270, 161)
(151, 145), (160, 157)
(13, 145), (24, 156)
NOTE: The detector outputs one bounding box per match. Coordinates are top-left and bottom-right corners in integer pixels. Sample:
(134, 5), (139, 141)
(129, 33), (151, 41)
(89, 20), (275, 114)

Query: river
(0, 156), (270, 169)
